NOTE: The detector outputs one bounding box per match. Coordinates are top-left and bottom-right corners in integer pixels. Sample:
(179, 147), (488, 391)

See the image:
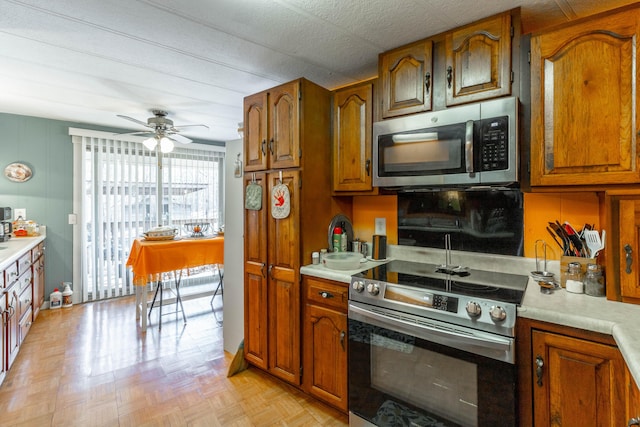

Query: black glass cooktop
(354, 260), (528, 305)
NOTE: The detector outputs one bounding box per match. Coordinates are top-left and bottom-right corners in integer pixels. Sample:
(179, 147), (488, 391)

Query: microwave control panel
(478, 116), (509, 172)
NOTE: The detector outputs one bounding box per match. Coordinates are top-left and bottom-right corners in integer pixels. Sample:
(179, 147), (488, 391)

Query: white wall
(223, 139), (244, 353)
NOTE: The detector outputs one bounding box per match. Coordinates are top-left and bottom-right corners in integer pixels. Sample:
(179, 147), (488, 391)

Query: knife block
(560, 255), (596, 288)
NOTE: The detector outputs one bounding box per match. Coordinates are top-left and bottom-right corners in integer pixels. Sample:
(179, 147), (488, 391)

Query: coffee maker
(0, 207), (13, 242)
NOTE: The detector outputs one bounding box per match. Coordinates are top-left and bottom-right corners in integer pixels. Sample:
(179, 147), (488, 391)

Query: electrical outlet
(15, 208), (26, 219)
(375, 218), (386, 235)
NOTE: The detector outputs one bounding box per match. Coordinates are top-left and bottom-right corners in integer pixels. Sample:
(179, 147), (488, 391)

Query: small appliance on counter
(0, 207), (12, 242)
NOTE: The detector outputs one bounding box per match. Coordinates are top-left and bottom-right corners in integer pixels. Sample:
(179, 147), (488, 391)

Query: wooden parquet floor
(0, 295), (348, 427)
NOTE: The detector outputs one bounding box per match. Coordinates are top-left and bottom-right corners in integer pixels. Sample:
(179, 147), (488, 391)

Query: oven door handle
(349, 303), (512, 353)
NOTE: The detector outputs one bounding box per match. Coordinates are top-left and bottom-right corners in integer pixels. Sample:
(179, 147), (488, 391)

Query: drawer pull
(535, 355), (544, 387)
(629, 418), (640, 426)
(319, 291), (334, 299)
(340, 331), (345, 351)
(625, 244), (633, 274)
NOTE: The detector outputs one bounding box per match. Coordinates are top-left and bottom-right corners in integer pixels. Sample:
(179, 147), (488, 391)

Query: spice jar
(584, 263), (605, 297)
(565, 262), (584, 294)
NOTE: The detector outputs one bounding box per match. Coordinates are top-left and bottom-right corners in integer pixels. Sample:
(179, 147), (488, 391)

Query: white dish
(322, 252), (364, 270)
(366, 256), (390, 262)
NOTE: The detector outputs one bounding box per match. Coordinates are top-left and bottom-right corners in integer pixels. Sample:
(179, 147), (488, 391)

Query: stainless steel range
(348, 259), (528, 427)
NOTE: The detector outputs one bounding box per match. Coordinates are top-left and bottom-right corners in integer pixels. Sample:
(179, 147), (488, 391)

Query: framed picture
(4, 162), (33, 183)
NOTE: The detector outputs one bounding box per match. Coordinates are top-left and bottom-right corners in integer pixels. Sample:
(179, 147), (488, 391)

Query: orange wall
(523, 192), (600, 260)
(351, 192), (600, 260)
(352, 195), (398, 244)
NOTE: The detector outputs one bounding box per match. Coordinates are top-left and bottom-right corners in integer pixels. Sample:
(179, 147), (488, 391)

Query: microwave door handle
(465, 120), (474, 173)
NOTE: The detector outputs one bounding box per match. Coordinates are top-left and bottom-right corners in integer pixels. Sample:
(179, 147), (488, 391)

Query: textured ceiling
(0, 0), (635, 142)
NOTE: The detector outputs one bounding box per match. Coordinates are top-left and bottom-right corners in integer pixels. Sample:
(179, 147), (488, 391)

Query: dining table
(126, 235), (224, 331)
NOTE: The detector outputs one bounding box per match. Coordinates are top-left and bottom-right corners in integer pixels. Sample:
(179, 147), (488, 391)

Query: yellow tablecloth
(126, 236), (224, 285)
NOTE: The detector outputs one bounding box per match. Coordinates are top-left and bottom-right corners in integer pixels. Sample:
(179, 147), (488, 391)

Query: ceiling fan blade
(117, 114), (151, 128)
(168, 133), (192, 144)
(113, 131), (154, 137)
(172, 123), (210, 131)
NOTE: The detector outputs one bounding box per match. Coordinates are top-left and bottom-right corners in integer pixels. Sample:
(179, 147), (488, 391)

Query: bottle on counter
(332, 226), (342, 252)
(584, 263), (605, 297)
(565, 262), (584, 294)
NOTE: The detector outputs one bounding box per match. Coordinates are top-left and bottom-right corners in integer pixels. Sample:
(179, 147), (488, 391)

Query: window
(70, 128), (224, 302)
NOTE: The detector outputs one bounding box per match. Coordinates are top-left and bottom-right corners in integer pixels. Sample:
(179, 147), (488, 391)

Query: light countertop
(300, 244), (640, 387)
(0, 228), (46, 271)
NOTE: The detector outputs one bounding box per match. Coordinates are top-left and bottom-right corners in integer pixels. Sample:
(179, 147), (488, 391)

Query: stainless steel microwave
(373, 97), (519, 188)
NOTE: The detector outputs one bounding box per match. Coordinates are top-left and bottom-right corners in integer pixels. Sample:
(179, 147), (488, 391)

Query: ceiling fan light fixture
(160, 137), (174, 153)
(142, 137), (157, 150)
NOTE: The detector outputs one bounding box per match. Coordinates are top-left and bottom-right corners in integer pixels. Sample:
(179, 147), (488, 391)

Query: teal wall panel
(0, 112), (224, 301)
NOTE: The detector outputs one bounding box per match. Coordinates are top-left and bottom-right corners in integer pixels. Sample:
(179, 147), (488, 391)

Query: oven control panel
(350, 278), (517, 336)
(352, 280), (459, 313)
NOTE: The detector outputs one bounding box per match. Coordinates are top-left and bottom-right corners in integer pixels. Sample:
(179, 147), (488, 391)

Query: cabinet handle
(269, 138), (274, 156)
(260, 263), (266, 278)
(425, 72), (431, 94)
(446, 66), (453, 89)
(628, 418), (640, 426)
(261, 139), (267, 156)
(319, 291), (334, 299)
(625, 244), (633, 274)
(268, 264), (274, 279)
(535, 355), (544, 387)
(365, 159), (371, 176)
(340, 331), (345, 351)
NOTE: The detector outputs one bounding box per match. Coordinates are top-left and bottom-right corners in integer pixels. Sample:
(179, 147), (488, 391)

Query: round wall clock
(4, 163), (33, 182)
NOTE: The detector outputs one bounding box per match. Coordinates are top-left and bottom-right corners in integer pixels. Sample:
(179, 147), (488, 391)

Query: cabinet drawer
(305, 277), (348, 311)
(18, 281), (33, 321)
(18, 252), (32, 275)
(18, 269), (32, 294)
(32, 243), (44, 261)
(4, 262), (19, 287)
(19, 307), (33, 345)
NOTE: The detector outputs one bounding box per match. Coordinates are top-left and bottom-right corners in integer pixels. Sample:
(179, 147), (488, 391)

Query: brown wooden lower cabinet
(626, 364), (640, 423)
(302, 276), (348, 413)
(517, 318), (635, 426)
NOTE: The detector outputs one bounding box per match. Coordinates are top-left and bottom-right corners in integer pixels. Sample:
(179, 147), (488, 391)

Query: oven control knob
(465, 301), (482, 317)
(352, 281), (365, 293)
(489, 305), (507, 322)
(366, 283), (380, 296)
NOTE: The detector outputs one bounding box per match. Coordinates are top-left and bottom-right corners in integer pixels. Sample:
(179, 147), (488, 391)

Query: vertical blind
(70, 128), (224, 302)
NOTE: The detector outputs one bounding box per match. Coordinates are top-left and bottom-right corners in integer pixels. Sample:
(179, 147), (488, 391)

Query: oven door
(348, 301), (517, 427)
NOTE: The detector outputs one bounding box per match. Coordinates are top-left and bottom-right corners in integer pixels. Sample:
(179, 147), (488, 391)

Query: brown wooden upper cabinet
(445, 12), (512, 106)
(379, 40), (433, 119)
(530, 5), (640, 187)
(244, 80), (300, 172)
(332, 80), (376, 194)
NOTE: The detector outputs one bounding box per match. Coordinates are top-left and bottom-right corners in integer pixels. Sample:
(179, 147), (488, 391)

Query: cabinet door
(530, 9), (640, 186)
(619, 199), (640, 301)
(332, 82), (374, 193)
(267, 170), (301, 385)
(0, 293), (7, 384)
(303, 303), (348, 412)
(269, 81), (300, 170)
(32, 255), (44, 321)
(6, 287), (19, 369)
(380, 40), (433, 118)
(626, 364), (640, 422)
(445, 12), (512, 106)
(243, 173), (268, 369)
(532, 330), (626, 426)
(244, 91), (269, 172)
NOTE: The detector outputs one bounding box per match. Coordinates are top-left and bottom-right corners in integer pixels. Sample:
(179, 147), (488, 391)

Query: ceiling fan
(116, 109), (209, 152)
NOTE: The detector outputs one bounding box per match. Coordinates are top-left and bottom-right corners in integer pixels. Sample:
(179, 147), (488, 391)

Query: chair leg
(210, 265), (223, 304)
